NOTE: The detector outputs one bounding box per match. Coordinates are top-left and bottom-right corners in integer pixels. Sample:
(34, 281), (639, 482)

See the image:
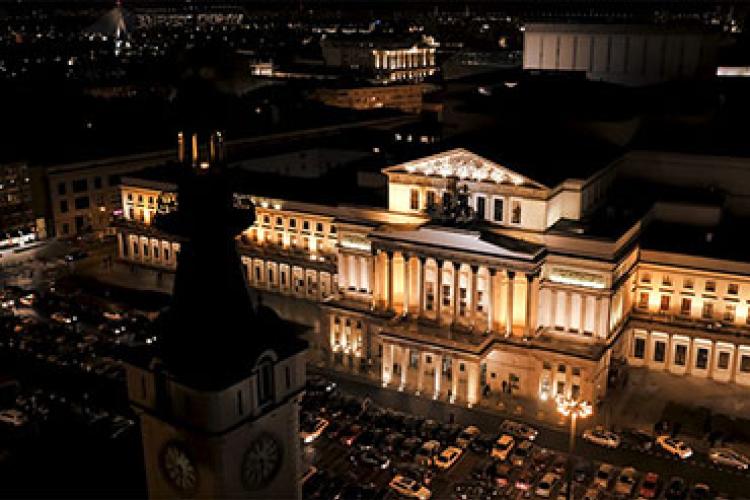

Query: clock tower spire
(124, 131), (307, 499)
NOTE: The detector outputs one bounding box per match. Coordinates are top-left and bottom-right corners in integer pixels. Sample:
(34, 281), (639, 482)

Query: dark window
(289, 218), (296, 228)
(237, 390), (244, 415)
(718, 352), (730, 370)
(94, 177), (102, 189)
(728, 283), (739, 295)
(557, 364), (566, 373)
(72, 179), (88, 193)
(410, 189), (419, 210)
(74, 196), (90, 210)
(705, 281), (716, 293)
(511, 201), (521, 224)
(493, 198), (504, 221)
(633, 338), (645, 359)
(258, 361), (275, 405)
(476, 196), (486, 220)
(740, 355), (750, 373)
(426, 191), (436, 207)
(442, 192), (452, 207)
(61, 223), (69, 235)
(316, 222), (324, 233)
(285, 366), (291, 388)
(674, 344), (687, 366)
(164, 249), (170, 261)
(653, 341), (666, 362)
(143, 245), (148, 257)
(108, 174), (120, 186)
(680, 298), (691, 315)
(57, 182), (66, 195)
(702, 302), (714, 319)
(696, 348), (709, 369)
(659, 295), (670, 312)
(59, 200), (68, 213)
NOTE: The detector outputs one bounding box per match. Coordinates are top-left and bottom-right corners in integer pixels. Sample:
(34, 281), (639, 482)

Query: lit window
(511, 201), (521, 224)
(683, 278), (693, 289)
(641, 273), (651, 284)
(702, 302), (714, 319)
(638, 292), (649, 309)
(410, 189), (420, 210)
(718, 352), (730, 369)
(706, 281), (716, 293)
(659, 295), (670, 312)
(674, 344), (687, 366)
(680, 298), (691, 316)
(662, 275), (672, 287)
(728, 283), (739, 295)
(724, 304), (736, 322)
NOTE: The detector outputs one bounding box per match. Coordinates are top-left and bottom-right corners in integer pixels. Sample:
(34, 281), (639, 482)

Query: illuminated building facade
(114, 143), (750, 409)
(309, 84), (427, 114)
(321, 35), (438, 83)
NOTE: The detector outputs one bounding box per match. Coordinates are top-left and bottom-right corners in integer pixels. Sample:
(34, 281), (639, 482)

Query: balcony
(630, 309), (750, 342)
(237, 237), (337, 271)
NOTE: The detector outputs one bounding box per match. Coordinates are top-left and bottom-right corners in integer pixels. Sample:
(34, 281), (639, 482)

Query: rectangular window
(659, 295), (670, 312)
(511, 200), (522, 224)
(74, 196), (90, 210)
(680, 298), (691, 316)
(59, 200), (68, 213)
(725, 304), (736, 322)
(557, 364), (566, 373)
(426, 191), (436, 207)
(442, 191), (452, 207)
(316, 222), (324, 233)
(410, 189), (420, 210)
(728, 283), (739, 295)
(72, 179), (88, 193)
(718, 352), (730, 370)
(237, 390), (244, 415)
(289, 218), (296, 229)
(654, 341), (666, 362)
(702, 302), (714, 319)
(143, 245), (149, 257)
(683, 278), (693, 289)
(641, 273), (651, 284)
(425, 282), (434, 311)
(94, 176), (102, 189)
(57, 182), (66, 195)
(662, 275), (672, 287)
(153, 247), (159, 259)
(705, 281), (716, 293)
(674, 344), (687, 366)
(638, 292), (649, 309)
(442, 284), (451, 306)
(696, 348), (709, 369)
(255, 267), (261, 282)
(493, 198), (504, 222)
(475, 196), (486, 220)
(285, 366), (291, 389)
(633, 338), (645, 359)
(742, 355), (750, 373)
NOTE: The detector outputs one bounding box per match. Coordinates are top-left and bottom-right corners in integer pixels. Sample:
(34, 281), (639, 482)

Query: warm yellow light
(556, 397), (592, 418)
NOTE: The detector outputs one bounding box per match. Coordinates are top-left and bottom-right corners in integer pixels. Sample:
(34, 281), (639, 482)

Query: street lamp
(556, 397), (592, 500)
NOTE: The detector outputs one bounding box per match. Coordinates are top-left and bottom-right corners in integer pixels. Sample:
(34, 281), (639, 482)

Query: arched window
(258, 359), (275, 405)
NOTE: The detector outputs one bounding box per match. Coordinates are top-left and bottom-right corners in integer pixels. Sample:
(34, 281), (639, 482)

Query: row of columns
(374, 49), (433, 70)
(375, 249), (539, 337)
(546, 288), (609, 339)
(338, 252), (372, 294)
(243, 256), (334, 302)
(381, 343), (481, 406)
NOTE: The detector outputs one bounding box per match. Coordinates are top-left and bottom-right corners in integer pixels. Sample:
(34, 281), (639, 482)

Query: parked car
(400, 437), (423, 458)
(491, 434), (515, 461)
(415, 440), (441, 467)
(500, 419), (538, 440)
(535, 472), (559, 498)
(688, 483), (711, 500)
(656, 436), (693, 459)
(300, 417), (329, 444)
(511, 439), (533, 467)
(582, 427), (621, 448)
(456, 425), (481, 448)
(582, 487), (600, 500)
(492, 463), (513, 488)
(389, 474), (431, 500)
(0, 408), (27, 427)
(434, 446), (462, 470)
(665, 477), (688, 500)
(639, 472), (660, 499)
(621, 428), (654, 451)
(514, 468), (535, 491)
(340, 424), (364, 447)
(594, 463), (615, 489)
(469, 433), (497, 454)
(352, 450), (391, 470)
(708, 447), (750, 470)
(614, 466), (637, 497)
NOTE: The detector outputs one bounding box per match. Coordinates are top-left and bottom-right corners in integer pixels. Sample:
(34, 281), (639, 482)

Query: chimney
(177, 132), (185, 163)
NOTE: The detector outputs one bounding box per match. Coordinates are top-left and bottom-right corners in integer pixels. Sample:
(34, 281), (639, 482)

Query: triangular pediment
(384, 148), (547, 189)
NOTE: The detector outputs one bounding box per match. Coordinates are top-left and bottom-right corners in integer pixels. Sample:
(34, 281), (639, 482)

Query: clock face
(160, 442), (198, 493)
(241, 433), (283, 491)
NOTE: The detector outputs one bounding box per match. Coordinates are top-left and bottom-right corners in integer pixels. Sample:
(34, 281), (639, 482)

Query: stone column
(382, 343), (393, 387)
(436, 259), (444, 324)
(387, 251), (394, 311)
(338, 251), (347, 293)
(564, 292), (572, 331)
(450, 358), (459, 404)
(371, 250), (379, 308)
(487, 268), (496, 332)
(467, 361), (480, 407)
(524, 273), (535, 337)
(403, 253), (411, 315)
(580, 294), (587, 334)
(453, 262), (461, 323)
(433, 353), (443, 399)
(600, 296), (611, 339)
(594, 296), (602, 338)
(550, 289), (557, 329)
(417, 256), (426, 318)
(366, 254), (374, 295)
(317, 270), (323, 301)
(400, 346), (409, 391)
(416, 352), (425, 396)
(471, 265), (479, 329)
(506, 270), (515, 336)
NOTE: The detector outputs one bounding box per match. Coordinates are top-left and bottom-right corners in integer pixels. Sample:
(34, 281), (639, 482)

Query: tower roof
(152, 146), (306, 388)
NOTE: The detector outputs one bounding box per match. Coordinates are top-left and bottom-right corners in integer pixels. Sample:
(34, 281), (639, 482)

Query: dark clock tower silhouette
(124, 131), (308, 499)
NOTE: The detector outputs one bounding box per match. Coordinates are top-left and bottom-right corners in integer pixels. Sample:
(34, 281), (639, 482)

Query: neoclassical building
(114, 144), (750, 410)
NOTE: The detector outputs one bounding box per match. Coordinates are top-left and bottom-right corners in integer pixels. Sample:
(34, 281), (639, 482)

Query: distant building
(523, 23), (721, 85)
(0, 162), (34, 233)
(321, 34), (438, 83)
(309, 84), (427, 114)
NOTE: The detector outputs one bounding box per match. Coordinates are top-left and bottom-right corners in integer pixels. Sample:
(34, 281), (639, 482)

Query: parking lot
(301, 374), (750, 499)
